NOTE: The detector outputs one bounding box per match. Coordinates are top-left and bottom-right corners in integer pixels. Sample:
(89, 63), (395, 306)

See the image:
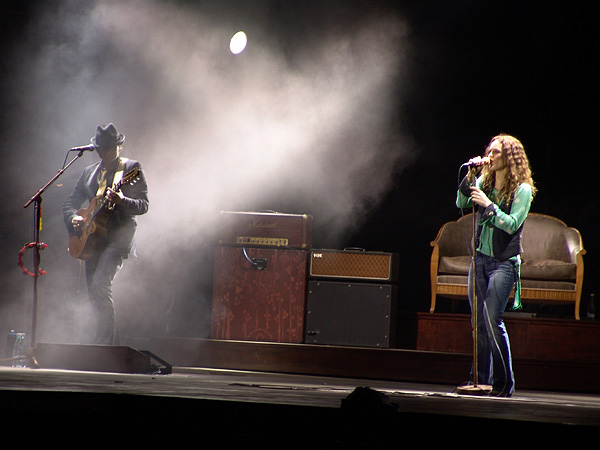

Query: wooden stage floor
(2, 353), (599, 445)
(2, 312), (600, 444)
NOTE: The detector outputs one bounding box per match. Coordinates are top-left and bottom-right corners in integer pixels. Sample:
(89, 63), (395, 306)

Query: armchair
(430, 213), (586, 319)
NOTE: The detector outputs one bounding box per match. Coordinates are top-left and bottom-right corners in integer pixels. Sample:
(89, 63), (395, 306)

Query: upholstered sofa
(429, 212), (586, 319)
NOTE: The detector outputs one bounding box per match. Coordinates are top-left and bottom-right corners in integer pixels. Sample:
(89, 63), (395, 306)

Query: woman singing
(456, 133), (536, 397)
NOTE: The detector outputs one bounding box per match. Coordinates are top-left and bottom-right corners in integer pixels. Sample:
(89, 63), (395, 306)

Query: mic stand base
(455, 384), (493, 396)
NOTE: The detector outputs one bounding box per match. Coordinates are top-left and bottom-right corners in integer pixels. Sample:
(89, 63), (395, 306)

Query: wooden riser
(123, 312), (600, 394)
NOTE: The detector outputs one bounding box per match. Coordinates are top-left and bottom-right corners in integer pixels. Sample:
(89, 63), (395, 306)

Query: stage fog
(1, 1), (415, 343)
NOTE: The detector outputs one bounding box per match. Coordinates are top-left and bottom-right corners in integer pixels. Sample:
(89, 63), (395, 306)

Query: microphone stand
(22, 150), (87, 367)
(456, 167), (492, 396)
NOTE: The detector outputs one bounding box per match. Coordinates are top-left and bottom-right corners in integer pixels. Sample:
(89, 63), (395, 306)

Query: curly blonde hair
(480, 134), (537, 205)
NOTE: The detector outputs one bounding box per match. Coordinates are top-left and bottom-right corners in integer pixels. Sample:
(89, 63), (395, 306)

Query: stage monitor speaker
(34, 343), (168, 374)
(211, 245), (308, 343)
(309, 249), (398, 283)
(304, 280), (397, 348)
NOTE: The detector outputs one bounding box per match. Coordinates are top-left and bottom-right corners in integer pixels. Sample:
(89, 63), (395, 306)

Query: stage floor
(1, 364), (599, 444)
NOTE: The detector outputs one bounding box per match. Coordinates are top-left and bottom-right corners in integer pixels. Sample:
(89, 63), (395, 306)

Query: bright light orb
(230, 31), (248, 55)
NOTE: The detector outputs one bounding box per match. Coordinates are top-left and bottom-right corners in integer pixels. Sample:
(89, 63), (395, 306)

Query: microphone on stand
(462, 156), (490, 168)
(69, 144), (95, 152)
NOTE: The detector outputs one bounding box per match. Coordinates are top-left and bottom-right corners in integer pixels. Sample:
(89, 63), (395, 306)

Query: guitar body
(68, 197), (110, 260)
(67, 167), (140, 260)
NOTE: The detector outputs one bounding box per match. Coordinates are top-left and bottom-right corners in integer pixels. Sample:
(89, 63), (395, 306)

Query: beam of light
(2, 0), (413, 343)
(230, 31), (247, 54)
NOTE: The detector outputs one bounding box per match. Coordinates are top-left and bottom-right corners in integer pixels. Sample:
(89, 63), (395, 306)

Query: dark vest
(459, 176), (524, 261)
(476, 191), (524, 261)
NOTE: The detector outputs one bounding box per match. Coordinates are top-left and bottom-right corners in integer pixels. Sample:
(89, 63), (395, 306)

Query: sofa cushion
(439, 256), (577, 281)
(438, 256), (471, 275)
(521, 259), (577, 280)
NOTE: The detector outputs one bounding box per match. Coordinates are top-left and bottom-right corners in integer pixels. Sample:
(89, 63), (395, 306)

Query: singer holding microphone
(456, 133), (536, 397)
(63, 123), (149, 345)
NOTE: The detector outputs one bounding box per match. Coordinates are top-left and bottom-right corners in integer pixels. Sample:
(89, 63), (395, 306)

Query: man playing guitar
(63, 123), (149, 345)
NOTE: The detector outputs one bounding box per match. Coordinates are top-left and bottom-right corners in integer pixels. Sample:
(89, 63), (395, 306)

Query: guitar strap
(97, 157), (129, 210)
(112, 157), (128, 186)
(96, 167), (108, 197)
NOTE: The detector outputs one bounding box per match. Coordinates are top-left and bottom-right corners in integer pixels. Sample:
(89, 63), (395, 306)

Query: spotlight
(230, 31), (248, 55)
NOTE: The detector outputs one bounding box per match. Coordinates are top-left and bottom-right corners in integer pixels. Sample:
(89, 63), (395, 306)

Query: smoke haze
(1, 1), (414, 342)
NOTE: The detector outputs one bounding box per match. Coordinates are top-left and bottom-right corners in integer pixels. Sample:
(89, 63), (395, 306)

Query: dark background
(1, 1), (597, 344)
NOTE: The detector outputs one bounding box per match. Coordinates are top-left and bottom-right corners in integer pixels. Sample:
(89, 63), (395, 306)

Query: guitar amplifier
(304, 280), (397, 348)
(211, 245), (308, 343)
(217, 211), (313, 249)
(309, 249), (398, 283)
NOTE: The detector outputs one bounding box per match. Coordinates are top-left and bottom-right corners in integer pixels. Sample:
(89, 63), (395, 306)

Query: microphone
(69, 144), (95, 152)
(462, 156), (490, 167)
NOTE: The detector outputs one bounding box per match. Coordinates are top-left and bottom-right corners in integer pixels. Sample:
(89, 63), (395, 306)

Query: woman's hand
(470, 186), (492, 208)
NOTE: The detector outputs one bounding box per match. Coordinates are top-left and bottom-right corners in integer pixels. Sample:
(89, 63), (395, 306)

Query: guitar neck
(91, 180), (124, 219)
(90, 167), (138, 220)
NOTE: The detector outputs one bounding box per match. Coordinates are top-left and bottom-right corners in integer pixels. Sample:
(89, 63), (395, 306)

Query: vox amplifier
(217, 210), (313, 249)
(309, 249), (398, 283)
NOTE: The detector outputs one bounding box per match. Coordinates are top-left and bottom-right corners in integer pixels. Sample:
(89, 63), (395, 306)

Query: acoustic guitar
(68, 167), (139, 260)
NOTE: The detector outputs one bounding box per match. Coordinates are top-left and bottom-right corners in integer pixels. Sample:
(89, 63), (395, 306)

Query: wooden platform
(2, 312), (600, 443)
(412, 312), (600, 393)
(119, 312), (600, 394)
(413, 312), (600, 363)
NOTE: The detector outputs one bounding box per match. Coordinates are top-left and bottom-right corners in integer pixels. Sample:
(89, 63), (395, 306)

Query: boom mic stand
(22, 149), (87, 367)
(456, 167), (492, 395)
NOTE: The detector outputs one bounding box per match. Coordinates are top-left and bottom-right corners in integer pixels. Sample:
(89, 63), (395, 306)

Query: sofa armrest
(565, 227), (585, 264)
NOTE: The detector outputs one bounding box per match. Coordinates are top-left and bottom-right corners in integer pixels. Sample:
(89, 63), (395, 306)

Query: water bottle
(587, 293), (596, 320)
(11, 333), (27, 368)
(6, 330), (17, 359)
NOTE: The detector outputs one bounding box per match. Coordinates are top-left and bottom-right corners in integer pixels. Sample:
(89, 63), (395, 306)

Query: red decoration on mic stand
(18, 242), (47, 277)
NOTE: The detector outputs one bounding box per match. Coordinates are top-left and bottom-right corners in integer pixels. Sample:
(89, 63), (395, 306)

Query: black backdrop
(1, 1), (597, 340)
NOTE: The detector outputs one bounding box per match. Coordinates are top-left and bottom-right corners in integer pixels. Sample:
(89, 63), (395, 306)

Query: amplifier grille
(310, 250), (396, 281)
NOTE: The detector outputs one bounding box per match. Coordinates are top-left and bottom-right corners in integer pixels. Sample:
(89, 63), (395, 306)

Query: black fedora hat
(91, 123), (125, 148)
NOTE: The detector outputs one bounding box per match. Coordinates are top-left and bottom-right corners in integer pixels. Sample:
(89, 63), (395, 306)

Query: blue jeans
(468, 252), (516, 395)
(85, 246), (124, 345)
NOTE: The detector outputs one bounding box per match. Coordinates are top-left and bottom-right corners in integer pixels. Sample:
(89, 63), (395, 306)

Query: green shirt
(456, 177), (532, 257)
(456, 177), (533, 309)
